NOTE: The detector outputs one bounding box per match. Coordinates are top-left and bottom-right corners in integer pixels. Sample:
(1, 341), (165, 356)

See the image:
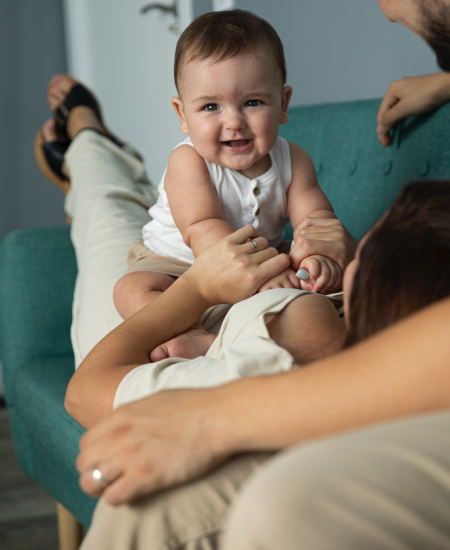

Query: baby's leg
(114, 270), (219, 361)
(114, 271), (176, 320)
(266, 293), (345, 365)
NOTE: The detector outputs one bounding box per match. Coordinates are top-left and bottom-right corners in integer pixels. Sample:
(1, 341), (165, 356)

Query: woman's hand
(77, 387), (231, 505)
(290, 217), (357, 273)
(377, 72), (450, 146)
(186, 225), (290, 307)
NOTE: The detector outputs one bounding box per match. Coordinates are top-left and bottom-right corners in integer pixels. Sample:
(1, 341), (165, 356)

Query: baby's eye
(245, 99), (261, 107)
(203, 103), (219, 112)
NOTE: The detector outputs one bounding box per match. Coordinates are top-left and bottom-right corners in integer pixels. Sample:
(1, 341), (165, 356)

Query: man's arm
(377, 72), (450, 146)
(77, 297), (450, 505)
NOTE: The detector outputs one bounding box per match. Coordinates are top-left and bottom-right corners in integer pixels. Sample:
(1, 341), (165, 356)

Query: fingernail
(376, 125), (387, 134)
(296, 269), (310, 280)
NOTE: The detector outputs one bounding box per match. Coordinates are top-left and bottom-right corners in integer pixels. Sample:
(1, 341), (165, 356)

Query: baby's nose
(224, 109), (245, 130)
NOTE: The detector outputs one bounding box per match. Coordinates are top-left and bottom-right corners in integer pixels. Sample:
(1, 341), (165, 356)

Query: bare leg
(114, 271), (177, 320)
(149, 325), (216, 362)
(114, 271), (216, 360)
(266, 294), (346, 365)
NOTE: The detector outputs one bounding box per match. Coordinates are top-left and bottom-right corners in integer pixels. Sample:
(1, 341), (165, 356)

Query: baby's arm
(287, 143), (342, 292)
(165, 145), (235, 256)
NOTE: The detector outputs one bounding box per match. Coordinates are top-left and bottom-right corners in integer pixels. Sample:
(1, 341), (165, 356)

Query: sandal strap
(42, 140), (70, 180)
(54, 84), (102, 138)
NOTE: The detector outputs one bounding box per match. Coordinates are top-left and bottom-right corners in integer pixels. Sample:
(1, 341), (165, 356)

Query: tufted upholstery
(1, 98), (450, 527)
(280, 99), (450, 240)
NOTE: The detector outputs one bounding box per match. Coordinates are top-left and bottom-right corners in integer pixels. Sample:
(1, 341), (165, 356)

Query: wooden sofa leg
(56, 502), (84, 550)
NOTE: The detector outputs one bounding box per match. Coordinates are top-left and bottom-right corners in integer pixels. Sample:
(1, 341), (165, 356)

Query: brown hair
(174, 9), (287, 92)
(345, 180), (450, 347)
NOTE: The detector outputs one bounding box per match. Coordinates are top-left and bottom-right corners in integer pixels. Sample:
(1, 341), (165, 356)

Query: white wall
(63, 0), (182, 184)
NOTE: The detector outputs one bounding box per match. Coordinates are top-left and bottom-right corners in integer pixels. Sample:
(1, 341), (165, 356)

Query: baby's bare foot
(150, 323), (216, 362)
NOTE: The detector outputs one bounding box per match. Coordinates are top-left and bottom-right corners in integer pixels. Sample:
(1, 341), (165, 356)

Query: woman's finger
(252, 253), (291, 287)
(243, 236), (269, 255)
(227, 224), (259, 244)
(302, 257), (321, 281)
(251, 246), (280, 265)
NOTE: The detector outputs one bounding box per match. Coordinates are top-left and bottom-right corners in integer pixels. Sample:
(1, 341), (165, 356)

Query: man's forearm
(209, 298), (450, 454)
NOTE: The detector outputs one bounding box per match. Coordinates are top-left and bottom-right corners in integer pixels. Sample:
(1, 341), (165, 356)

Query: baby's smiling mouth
(221, 139), (252, 150)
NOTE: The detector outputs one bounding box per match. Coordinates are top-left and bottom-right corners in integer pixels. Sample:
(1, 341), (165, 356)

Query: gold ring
(249, 240), (258, 253)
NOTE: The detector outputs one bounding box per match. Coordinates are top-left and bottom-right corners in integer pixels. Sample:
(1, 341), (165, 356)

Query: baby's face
(172, 50), (292, 178)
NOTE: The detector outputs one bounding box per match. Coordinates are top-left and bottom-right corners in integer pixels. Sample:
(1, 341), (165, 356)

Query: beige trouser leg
(64, 131), (158, 368)
(222, 410), (450, 550)
(80, 452), (271, 550)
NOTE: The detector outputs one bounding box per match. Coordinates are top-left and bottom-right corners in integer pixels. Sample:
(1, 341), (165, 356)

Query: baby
(114, 9), (342, 353)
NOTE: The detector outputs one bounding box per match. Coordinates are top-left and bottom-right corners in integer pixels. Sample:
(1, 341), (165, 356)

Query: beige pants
(65, 131), (157, 368)
(68, 131), (450, 549)
(65, 131), (227, 368)
(82, 411), (450, 550)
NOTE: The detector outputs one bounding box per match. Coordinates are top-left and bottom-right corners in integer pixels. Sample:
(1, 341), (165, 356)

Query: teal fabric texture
(1, 98), (450, 527)
(280, 99), (450, 240)
(0, 226), (97, 526)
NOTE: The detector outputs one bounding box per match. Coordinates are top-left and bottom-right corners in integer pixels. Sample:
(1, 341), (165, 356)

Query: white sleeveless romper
(141, 136), (292, 264)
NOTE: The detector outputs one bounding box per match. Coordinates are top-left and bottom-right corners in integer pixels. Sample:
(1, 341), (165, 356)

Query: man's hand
(296, 254), (342, 293)
(377, 72), (450, 146)
(77, 388), (231, 505)
(258, 267), (301, 292)
(290, 217), (357, 274)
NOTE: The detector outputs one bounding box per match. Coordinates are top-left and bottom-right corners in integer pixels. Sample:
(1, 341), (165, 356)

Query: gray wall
(0, 0), (67, 241)
(194, 0), (438, 107)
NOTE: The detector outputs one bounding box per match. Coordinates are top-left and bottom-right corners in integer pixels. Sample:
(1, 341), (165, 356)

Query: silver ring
(92, 466), (107, 487)
(249, 240), (259, 253)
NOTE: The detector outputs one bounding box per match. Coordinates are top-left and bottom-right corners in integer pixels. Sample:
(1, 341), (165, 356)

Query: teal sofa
(1, 98), (450, 531)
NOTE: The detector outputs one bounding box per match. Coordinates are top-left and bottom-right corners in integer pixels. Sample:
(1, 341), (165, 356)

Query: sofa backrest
(280, 99), (450, 240)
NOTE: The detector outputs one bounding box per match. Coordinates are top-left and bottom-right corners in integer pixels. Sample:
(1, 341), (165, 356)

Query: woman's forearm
(66, 227), (290, 429)
(66, 274), (210, 427)
(210, 297), (450, 454)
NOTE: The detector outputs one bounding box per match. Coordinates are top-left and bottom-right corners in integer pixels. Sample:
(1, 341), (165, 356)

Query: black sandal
(53, 83), (103, 141)
(34, 129), (71, 194)
(35, 81), (138, 194)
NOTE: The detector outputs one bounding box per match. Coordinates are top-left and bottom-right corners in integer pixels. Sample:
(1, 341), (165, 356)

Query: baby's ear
(280, 86), (293, 126)
(172, 97), (189, 134)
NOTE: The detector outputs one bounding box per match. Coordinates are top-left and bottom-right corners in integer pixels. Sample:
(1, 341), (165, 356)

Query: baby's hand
(258, 267), (301, 293)
(296, 255), (342, 293)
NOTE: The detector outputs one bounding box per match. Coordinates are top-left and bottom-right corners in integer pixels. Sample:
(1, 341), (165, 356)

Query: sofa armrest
(0, 226), (77, 401)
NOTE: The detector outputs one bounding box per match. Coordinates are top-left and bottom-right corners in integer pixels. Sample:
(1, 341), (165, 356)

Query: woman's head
(345, 180), (450, 347)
